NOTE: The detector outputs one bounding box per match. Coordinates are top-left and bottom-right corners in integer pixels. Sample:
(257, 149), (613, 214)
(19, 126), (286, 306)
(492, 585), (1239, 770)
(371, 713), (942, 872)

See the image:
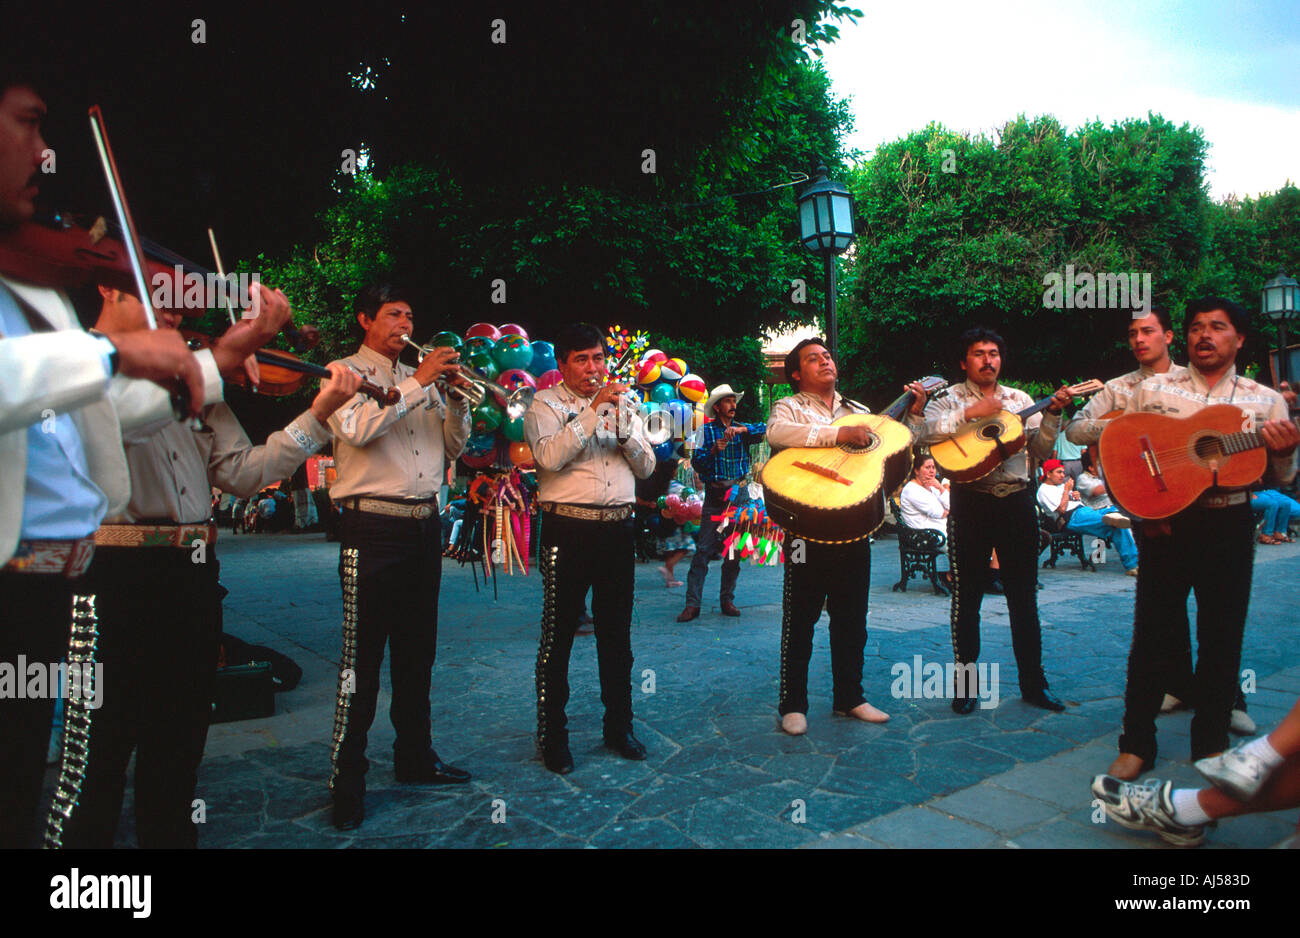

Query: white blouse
(899, 480), (949, 535)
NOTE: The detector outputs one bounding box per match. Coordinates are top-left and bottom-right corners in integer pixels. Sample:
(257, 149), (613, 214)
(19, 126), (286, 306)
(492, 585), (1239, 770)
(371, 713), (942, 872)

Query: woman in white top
(899, 456), (950, 539)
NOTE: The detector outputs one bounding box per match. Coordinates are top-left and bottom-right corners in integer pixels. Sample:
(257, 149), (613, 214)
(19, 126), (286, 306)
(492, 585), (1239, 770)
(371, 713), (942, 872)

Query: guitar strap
(841, 397), (870, 414)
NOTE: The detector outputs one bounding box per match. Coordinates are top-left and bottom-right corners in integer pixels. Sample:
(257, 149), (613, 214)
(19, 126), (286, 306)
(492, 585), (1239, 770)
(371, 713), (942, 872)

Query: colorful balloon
(660, 357), (688, 383)
(465, 334), (497, 356)
(528, 341), (557, 376)
(498, 323), (529, 341)
(649, 381), (677, 404)
(662, 399), (693, 439)
(465, 431), (497, 455)
(677, 373), (707, 403)
(461, 446), (497, 469)
(652, 439), (675, 462)
(466, 322), (501, 341)
(497, 368), (537, 393)
(508, 441), (534, 467)
(639, 349), (667, 368)
(429, 331), (463, 351)
(493, 333), (534, 372)
(471, 400), (504, 435)
(636, 358), (663, 386)
(535, 368), (563, 390)
(466, 350), (499, 381)
(502, 415), (525, 442)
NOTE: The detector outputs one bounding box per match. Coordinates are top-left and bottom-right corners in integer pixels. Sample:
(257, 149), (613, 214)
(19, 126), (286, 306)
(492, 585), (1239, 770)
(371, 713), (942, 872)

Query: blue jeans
(1252, 490), (1300, 535)
(684, 496), (741, 608)
(1065, 506), (1138, 570)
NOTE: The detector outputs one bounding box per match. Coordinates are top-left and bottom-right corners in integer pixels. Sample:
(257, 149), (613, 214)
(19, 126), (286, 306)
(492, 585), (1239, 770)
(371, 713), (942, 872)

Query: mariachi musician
(523, 322), (656, 774)
(324, 283), (473, 831)
(44, 282), (360, 849)
(765, 338), (928, 736)
(0, 68), (286, 847)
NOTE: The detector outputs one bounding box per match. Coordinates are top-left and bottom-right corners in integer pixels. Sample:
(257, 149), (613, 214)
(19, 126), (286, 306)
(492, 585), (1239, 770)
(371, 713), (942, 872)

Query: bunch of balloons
(628, 346), (709, 463)
(423, 322), (560, 471)
(658, 489), (704, 532)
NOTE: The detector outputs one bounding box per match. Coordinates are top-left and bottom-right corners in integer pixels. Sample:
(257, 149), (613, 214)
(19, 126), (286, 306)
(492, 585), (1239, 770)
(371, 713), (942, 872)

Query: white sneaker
(1090, 775), (1207, 846)
(1196, 741), (1272, 801)
(1230, 709), (1257, 735)
(1103, 512), (1132, 529)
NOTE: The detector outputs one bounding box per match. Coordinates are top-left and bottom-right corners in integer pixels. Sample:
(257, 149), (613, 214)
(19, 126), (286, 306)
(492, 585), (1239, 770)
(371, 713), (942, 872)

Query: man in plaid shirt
(678, 384), (765, 621)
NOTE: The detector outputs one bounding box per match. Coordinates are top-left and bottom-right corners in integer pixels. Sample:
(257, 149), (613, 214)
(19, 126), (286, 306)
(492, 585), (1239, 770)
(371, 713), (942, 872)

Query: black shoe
(986, 577), (1004, 595)
(603, 731), (647, 760)
(951, 696), (977, 715)
(331, 790), (365, 830)
(394, 750), (472, 784)
(542, 743), (574, 774)
(1022, 688), (1066, 711)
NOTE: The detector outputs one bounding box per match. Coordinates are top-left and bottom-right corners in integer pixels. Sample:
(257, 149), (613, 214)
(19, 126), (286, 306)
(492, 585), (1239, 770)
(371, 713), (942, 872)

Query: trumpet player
(523, 322), (656, 774)
(323, 284), (474, 831)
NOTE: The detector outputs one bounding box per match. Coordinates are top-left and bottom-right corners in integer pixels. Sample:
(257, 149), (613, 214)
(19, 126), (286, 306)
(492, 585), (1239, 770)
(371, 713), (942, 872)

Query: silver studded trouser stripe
(328, 548), (361, 792)
(536, 544), (561, 750)
(43, 594), (100, 849)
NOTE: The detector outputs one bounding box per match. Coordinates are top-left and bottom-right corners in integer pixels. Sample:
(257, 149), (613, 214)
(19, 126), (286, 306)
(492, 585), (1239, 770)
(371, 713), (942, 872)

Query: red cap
(1041, 458), (1063, 476)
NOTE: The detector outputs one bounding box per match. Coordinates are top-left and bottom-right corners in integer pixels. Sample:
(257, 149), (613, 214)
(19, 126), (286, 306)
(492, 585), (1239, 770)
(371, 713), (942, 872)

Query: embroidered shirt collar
(355, 343), (404, 374)
(1187, 363), (1237, 396)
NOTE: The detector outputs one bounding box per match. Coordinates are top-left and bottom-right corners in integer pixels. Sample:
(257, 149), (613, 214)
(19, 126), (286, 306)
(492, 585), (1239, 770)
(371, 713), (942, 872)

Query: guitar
(1098, 405), (1281, 519)
(760, 377), (947, 543)
(931, 380), (1103, 483)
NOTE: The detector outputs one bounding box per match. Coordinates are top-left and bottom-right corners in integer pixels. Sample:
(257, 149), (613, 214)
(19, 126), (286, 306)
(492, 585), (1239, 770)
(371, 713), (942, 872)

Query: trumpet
(602, 377), (674, 445)
(400, 334), (536, 420)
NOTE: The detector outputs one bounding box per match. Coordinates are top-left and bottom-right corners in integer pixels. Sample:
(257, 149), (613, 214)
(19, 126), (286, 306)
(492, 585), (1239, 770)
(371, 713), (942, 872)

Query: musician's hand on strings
(1045, 385), (1074, 414)
(242, 354), (261, 389)
(904, 381), (929, 415)
(963, 396), (1002, 421)
(310, 362), (365, 422)
(836, 425), (873, 448)
(1260, 418), (1300, 456)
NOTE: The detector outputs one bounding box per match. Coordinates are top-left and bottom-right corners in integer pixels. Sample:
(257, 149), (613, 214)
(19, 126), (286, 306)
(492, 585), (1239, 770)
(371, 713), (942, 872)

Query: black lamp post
(1261, 270), (1300, 387)
(796, 164), (856, 363)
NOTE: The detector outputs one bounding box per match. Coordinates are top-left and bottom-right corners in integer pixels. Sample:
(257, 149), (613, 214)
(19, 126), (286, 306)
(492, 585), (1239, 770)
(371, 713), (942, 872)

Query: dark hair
(956, 326), (1006, 365)
(354, 283), (413, 321)
(1184, 296), (1249, 338)
(911, 452), (936, 477)
(0, 62), (46, 98)
(555, 322), (605, 363)
(1080, 448), (1095, 473)
(784, 336), (829, 385)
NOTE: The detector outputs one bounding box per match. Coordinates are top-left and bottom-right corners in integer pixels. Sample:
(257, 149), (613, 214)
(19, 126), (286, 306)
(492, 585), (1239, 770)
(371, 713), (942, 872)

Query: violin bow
(206, 227), (240, 327)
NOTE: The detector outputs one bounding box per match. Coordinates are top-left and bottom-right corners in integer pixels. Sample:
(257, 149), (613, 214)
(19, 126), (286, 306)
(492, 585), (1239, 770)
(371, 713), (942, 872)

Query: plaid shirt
(691, 419), (766, 485)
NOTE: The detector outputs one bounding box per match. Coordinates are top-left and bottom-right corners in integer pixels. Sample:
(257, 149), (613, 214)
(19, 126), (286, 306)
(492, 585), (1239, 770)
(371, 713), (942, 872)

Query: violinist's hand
(296, 323), (321, 350)
(209, 286), (295, 378)
(243, 283), (293, 342)
(414, 346), (460, 388)
(242, 354), (261, 389)
(310, 362), (364, 422)
(107, 330), (206, 418)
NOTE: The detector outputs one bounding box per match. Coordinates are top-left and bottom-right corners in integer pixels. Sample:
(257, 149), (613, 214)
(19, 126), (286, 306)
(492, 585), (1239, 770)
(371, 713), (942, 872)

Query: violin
(0, 211), (183, 294)
(181, 331), (400, 408)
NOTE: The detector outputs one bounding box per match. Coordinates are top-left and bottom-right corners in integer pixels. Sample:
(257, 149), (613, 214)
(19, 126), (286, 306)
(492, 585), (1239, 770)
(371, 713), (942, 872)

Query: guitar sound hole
(978, 423), (1002, 441)
(1192, 433), (1225, 462)
(838, 433), (879, 455)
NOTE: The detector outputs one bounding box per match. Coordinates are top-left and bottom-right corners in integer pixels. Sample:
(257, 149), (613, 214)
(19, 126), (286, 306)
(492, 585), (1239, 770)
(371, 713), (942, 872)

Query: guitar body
(930, 411), (1027, 482)
(761, 413), (915, 543)
(1098, 405), (1267, 519)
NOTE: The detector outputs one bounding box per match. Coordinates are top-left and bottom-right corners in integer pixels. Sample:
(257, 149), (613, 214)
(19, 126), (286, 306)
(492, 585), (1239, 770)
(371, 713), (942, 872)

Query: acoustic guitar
(1098, 405), (1283, 519)
(931, 380), (1103, 483)
(760, 377), (947, 543)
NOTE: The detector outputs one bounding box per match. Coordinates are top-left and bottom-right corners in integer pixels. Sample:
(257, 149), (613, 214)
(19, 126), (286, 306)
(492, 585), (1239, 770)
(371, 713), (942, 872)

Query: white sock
(1171, 789), (1212, 826)
(1241, 736), (1285, 769)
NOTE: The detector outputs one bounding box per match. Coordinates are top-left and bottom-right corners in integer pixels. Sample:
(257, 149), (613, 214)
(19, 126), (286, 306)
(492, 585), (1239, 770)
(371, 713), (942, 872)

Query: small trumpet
(400, 334), (536, 420)
(603, 377), (674, 445)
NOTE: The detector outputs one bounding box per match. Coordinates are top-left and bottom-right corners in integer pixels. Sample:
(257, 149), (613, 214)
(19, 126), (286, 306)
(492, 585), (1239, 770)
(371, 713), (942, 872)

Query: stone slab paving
(87, 529), (1300, 848)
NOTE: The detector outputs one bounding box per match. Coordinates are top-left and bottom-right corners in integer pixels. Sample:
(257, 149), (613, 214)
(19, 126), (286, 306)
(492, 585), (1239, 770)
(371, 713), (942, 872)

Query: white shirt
(1037, 481), (1080, 517)
(899, 479), (949, 534)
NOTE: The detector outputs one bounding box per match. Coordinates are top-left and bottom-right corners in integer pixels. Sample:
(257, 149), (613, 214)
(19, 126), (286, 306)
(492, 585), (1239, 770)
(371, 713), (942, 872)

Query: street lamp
(1261, 270), (1300, 386)
(796, 164), (856, 363)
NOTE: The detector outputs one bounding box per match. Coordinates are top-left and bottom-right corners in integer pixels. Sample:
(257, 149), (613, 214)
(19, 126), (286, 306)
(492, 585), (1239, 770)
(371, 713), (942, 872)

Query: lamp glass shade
(797, 173), (856, 255)
(1261, 273), (1300, 321)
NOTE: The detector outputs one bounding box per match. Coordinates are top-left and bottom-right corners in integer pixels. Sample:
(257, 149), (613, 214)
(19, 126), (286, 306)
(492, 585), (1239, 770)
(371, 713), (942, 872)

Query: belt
(94, 522), (216, 548)
(968, 481), (1026, 498)
(1195, 491), (1249, 509)
(2, 538), (95, 577)
(540, 502), (633, 522)
(342, 497), (438, 519)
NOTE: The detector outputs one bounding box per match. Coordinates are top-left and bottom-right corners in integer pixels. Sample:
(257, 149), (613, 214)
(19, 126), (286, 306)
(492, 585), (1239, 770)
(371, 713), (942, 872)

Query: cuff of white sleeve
(288, 411), (332, 454)
(194, 349), (226, 405)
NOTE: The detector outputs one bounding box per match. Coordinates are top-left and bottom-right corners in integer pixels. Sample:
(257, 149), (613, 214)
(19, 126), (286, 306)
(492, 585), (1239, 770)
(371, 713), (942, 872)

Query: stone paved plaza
(103, 528), (1300, 849)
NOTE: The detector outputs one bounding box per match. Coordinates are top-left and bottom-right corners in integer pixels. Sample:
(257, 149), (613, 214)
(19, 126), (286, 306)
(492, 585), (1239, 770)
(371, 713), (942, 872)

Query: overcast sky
(820, 0), (1299, 199)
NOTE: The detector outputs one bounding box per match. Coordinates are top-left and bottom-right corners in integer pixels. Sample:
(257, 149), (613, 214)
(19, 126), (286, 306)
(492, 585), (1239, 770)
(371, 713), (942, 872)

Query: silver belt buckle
(413, 503), (434, 519)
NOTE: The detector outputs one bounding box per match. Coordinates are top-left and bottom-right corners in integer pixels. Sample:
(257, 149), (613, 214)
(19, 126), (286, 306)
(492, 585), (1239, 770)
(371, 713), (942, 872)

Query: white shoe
(781, 712), (807, 735)
(1159, 693), (1184, 714)
(1230, 709), (1257, 736)
(834, 701), (890, 723)
(1103, 512), (1132, 529)
(1195, 741), (1272, 802)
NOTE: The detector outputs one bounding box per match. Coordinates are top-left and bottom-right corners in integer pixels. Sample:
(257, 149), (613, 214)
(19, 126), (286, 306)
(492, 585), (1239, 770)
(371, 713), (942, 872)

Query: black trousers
(1118, 504), (1255, 763)
(0, 571), (78, 848)
(947, 487), (1048, 696)
(778, 537), (870, 715)
(330, 505), (442, 795)
(55, 545), (221, 848)
(536, 512), (635, 750)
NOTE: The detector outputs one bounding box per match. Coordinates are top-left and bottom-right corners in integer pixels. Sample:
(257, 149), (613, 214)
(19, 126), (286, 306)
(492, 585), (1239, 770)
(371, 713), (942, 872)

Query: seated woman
(898, 455), (949, 543)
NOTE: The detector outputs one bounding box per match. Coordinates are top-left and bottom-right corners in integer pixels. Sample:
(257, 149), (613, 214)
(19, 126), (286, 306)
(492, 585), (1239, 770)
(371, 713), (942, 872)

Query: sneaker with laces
(1195, 742), (1272, 802)
(1090, 775), (1207, 846)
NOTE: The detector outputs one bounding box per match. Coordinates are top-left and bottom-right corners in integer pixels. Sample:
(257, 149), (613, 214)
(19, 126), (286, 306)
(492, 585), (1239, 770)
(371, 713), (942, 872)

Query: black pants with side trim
(947, 486), (1049, 696)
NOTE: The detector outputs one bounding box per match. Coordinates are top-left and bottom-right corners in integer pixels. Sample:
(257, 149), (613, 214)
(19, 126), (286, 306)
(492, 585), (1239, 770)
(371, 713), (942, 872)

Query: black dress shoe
(394, 751), (472, 784)
(986, 577), (1005, 595)
(951, 695), (977, 715)
(332, 791), (365, 830)
(542, 744), (574, 774)
(603, 731), (647, 760)
(1022, 688), (1066, 711)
